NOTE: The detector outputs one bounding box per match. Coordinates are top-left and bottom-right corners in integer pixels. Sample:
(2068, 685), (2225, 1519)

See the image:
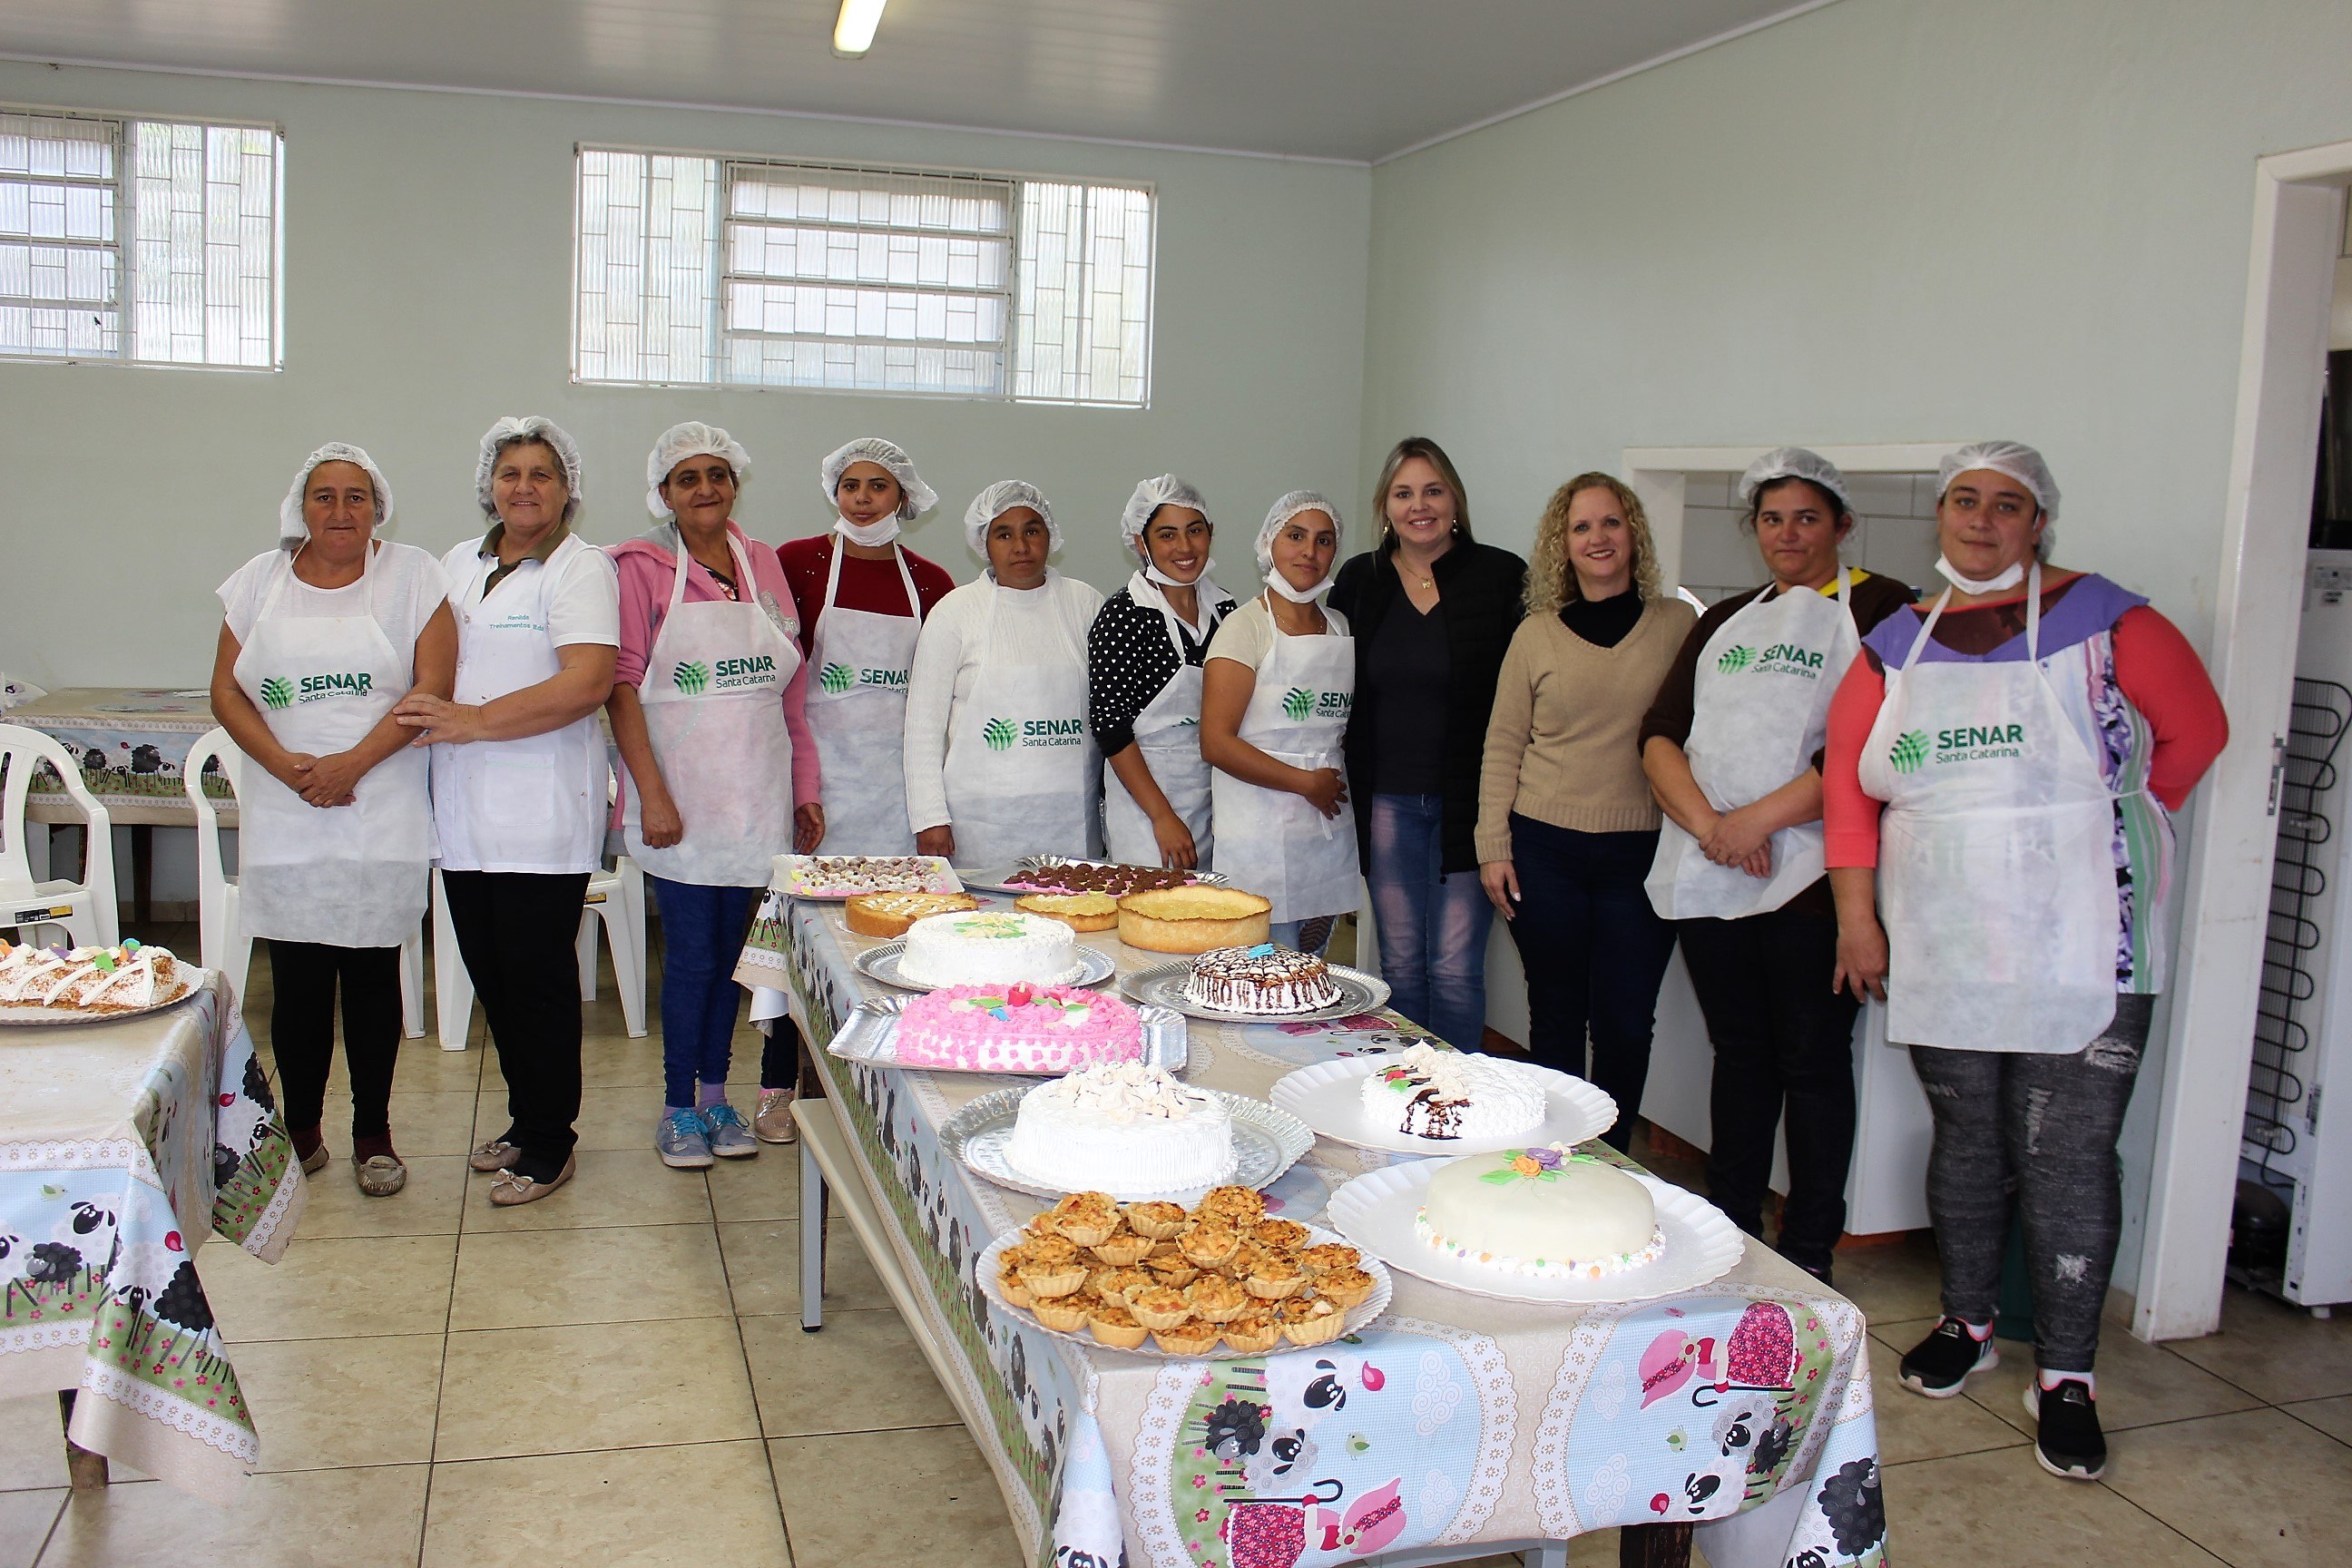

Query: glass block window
(574, 146), (1152, 407)
(0, 107), (280, 368)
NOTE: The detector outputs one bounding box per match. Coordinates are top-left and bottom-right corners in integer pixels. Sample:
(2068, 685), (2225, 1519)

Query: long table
(745, 894), (1889, 1568)
(0, 975), (306, 1501)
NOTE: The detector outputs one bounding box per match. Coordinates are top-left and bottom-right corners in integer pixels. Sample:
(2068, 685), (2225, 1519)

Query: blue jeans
(1504, 814), (1678, 1152)
(1366, 793), (1493, 1050)
(648, 877), (761, 1108)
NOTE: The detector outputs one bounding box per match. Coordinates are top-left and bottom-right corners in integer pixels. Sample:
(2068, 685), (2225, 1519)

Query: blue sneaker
(657, 1108), (714, 1169)
(702, 1102), (760, 1161)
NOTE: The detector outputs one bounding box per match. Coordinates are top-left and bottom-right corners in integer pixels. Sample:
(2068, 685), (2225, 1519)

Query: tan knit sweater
(1475, 597), (1697, 860)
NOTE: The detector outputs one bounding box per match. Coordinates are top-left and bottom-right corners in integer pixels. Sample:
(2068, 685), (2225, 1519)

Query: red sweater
(1823, 599), (2228, 867)
(775, 534), (957, 657)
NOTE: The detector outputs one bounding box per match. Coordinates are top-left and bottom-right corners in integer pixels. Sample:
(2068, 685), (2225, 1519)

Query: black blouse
(1087, 585), (1237, 755)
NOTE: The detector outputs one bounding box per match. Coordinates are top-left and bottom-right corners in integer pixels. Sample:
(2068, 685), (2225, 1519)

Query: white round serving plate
(1326, 1160), (1744, 1306)
(775, 853), (964, 902)
(957, 857), (1233, 896)
(1120, 960), (1391, 1025)
(975, 1221), (1391, 1359)
(852, 941), (1116, 993)
(942, 1084), (1314, 1203)
(0, 977), (202, 1028)
(1269, 1056), (1616, 1156)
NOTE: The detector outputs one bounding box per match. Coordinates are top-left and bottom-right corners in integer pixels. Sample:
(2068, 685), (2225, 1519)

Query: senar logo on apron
(806, 539), (926, 856)
(1210, 594), (1358, 926)
(1646, 572), (1861, 923)
(941, 577), (1099, 867)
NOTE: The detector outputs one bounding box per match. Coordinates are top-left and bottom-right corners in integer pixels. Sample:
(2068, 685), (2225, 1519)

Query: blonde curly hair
(1525, 473), (1663, 618)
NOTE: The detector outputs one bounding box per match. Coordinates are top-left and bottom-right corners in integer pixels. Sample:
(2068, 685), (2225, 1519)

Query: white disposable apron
(1102, 571), (1219, 867)
(233, 542), (433, 948)
(623, 530), (802, 887)
(434, 534), (606, 875)
(1646, 570), (1860, 921)
(1211, 596), (1358, 925)
(942, 583), (1098, 867)
(805, 540), (921, 856)
(1857, 564), (2122, 1054)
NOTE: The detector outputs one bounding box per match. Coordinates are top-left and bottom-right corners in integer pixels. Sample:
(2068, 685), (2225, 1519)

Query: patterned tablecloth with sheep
(747, 894), (1889, 1568)
(0, 974), (306, 1501)
(6, 688), (231, 823)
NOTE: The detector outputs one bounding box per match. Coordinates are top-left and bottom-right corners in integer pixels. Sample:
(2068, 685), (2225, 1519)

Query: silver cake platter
(1120, 959), (1391, 1025)
(852, 940), (1117, 993)
(825, 993), (1189, 1074)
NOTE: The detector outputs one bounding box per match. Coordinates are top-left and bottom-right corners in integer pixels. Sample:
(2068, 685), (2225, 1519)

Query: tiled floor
(4, 926), (2348, 1566)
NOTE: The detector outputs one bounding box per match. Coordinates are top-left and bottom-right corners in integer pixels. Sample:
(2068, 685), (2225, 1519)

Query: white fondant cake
(1358, 1043), (1546, 1141)
(897, 909), (1083, 988)
(1004, 1063), (1238, 1193)
(1415, 1143), (1665, 1279)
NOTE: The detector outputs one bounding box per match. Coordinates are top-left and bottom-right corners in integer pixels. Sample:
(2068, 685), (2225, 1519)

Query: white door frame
(2136, 142), (2351, 1340)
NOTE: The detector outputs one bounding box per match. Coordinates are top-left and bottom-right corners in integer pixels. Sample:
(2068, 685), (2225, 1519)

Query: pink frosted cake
(894, 982), (1146, 1073)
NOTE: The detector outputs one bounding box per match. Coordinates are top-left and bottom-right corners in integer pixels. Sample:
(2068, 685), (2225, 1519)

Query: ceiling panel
(0, 0), (1814, 162)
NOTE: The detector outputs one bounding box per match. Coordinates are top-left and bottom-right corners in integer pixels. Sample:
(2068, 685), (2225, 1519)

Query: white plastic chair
(0, 722), (119, 949)
(431, 779), (648, 1050)
(184, 727), (425, 1036)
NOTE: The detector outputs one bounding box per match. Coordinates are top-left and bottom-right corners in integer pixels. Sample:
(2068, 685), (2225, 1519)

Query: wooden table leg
(58, 1390), (108, 1489)
(1619, 1522), (1694, 1568)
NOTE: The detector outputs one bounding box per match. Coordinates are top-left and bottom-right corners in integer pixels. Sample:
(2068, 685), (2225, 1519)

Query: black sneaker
(2025, 1378), (2108, 1480)
(1897, 1317), (1999, 1397)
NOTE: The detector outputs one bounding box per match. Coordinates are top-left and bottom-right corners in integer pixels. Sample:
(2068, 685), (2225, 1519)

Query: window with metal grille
(573, 147), (1153, 407)
(0, 107), (281, 368)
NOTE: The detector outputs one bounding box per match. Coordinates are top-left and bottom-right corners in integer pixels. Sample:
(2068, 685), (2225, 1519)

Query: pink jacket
(609, 521), (822, 809)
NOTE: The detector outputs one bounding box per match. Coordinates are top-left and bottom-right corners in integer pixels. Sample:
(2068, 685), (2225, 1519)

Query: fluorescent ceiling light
(834, 0), (887, 57)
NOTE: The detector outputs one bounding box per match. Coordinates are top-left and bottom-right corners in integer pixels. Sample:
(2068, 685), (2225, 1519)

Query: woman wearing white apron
(1823, 443), (2226, 1481)
(212, 442), (453, 1198)
(1639, 448), (1916, 1280)
(395, 417), (620, 1208)
(1202, 492), (1357, 955)
(779, 438), (956, 861)
(1090, 475), (1237, 868)
(610, 423), (822, 1171)
(906, 482), (1105, 867)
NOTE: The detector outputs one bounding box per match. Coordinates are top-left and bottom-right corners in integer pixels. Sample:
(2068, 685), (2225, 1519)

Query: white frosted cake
(1359, 1042), (1546, 1141)
(898, 909), (1083, 987)
(1004, 1062), (1239, 1193)
(0, 938), (190, 1014)
(1415, 1143), (1666, 1280)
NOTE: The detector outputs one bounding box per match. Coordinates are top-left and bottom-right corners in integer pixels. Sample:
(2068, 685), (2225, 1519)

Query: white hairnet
(820, 437), (936, 520)
(963, 480), (1061, 557)
(1738, 447), (1852, 514)
(279, 442), (393, 544)
(646, 421), (751, 520)
(1255, 490), (1342, 574)
(1937, 440), (2060, 521)
(1121, 475), (1210, 552)
(476, 416), (583, 524)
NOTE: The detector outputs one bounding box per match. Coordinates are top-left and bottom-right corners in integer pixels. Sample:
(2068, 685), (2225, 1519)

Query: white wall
(1360, 0), (2352, 1292)
(0, 62), (1370, 690)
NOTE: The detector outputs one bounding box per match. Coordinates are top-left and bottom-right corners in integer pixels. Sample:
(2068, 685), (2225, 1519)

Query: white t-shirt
(218, 541), (451, 655)
(439, 531), (621, 648)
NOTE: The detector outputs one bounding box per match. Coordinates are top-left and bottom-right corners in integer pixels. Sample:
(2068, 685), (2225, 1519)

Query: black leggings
(439, 869), (588, 1181)
(1908, 995), (2153, 1373)
(1678, 906), (1860, 1273)
(268, 939), (403, 1141)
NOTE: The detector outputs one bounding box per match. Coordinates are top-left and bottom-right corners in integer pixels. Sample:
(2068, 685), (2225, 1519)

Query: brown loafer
(299, 1143), (329, 1175)
(468, 1140), (523, 1173)
(356, 1154), (407, 1198)
(754, 1089), (798, 1144)
(488, 1155), (576, 1207)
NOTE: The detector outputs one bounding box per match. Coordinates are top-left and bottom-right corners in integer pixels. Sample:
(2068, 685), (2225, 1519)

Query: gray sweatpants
(1907, 995), (2153, 1372)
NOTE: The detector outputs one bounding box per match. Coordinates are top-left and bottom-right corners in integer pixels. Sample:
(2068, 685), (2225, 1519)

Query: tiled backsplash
(1676, 470), (1941, 604)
